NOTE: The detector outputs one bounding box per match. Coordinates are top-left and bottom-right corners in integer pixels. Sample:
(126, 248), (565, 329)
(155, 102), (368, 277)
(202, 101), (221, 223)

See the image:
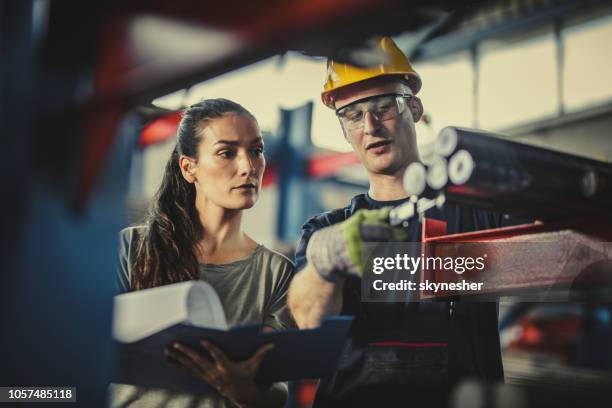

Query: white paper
(112, 281), (228, 343)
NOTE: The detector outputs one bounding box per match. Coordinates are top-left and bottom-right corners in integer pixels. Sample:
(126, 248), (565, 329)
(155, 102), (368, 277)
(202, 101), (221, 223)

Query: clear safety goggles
(335, 93), (414, 132)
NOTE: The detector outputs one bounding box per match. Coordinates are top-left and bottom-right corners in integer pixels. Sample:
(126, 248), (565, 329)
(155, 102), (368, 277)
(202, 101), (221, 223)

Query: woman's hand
(165, 340), (277, 407)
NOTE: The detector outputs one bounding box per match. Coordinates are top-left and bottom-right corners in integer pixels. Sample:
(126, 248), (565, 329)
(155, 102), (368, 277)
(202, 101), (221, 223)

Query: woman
(112, 99), (294, 408)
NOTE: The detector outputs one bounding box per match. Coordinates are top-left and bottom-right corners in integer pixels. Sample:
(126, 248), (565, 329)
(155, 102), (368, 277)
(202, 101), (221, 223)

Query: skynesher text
(372, 279), (484, 292)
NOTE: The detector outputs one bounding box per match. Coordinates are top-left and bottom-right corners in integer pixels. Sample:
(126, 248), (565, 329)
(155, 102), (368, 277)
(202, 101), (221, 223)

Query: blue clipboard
(113, 316), (353, 394)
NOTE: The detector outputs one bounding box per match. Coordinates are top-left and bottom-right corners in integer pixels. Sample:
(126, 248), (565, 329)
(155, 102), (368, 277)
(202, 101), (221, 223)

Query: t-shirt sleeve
(294, 216), (326, 272)
(263, 254), (297, 330)
(116, 227), (139, 294)
(294, 209), (350, 272)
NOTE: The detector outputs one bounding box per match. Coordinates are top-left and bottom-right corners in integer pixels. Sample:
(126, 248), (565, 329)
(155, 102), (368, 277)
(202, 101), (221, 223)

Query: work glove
(306, 208), (410, 282)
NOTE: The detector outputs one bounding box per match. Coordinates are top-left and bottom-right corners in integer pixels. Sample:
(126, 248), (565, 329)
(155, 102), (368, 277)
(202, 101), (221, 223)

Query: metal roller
(427, 156), (449, 190)
(403, 162), (427, 196)
(434, 126), (459, 157)
(403, 161), (445, 199)
(448, 150), (474, 186)
(392, 160), (448, 226)
(431, 126), (612, 220)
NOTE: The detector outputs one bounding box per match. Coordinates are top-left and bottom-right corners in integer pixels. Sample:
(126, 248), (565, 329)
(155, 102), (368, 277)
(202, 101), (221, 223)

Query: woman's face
(187, 114), (265, 211)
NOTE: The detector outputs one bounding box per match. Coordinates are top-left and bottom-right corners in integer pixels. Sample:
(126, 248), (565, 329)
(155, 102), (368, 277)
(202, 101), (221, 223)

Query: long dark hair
(131, 98), (255, 290)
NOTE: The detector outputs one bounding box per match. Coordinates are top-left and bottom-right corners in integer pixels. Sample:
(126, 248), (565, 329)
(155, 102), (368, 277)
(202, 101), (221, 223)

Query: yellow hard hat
(321, 36), (421, 109)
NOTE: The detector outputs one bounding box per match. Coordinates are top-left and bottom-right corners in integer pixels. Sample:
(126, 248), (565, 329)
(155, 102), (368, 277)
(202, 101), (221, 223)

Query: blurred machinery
(391, 127), (612, 300)
(432, 127), (612, 220)
(395, 127), (612, 405)
(0, 0), (459, 405)
(2, 0), (612, 407)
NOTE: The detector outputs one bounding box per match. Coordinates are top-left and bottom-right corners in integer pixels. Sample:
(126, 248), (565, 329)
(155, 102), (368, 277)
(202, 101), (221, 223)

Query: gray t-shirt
(110, 226), (295, 408)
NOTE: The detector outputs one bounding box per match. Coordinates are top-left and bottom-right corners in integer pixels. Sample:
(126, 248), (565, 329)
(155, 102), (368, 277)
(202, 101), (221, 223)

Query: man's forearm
(287, 263), (344, 329)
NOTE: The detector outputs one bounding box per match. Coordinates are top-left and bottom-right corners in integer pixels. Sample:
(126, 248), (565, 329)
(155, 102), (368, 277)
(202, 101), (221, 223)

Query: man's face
(334, 80), (420, 177)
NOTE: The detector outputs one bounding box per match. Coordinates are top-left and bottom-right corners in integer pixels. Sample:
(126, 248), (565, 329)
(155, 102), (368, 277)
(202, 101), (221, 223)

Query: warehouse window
(562, 13), (612, 111)
(415, 51), (474, 151)
(152, 52), (352, 152)
(477, 31), (558, 130)
(288, 55), (353, 152)
(185, 56), (282, 134)
(152, 89), (187, 110)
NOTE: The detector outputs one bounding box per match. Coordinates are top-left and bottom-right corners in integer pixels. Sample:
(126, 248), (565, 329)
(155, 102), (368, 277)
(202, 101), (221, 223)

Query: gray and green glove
(306, 208), (410, 282)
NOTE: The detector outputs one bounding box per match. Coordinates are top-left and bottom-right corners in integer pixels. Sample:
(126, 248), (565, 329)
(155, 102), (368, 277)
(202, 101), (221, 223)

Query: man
(288, 37), (523, 407)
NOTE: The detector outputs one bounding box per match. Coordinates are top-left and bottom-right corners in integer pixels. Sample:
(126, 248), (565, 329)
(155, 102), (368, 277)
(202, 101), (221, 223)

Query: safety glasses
(335, 93), (413, 132)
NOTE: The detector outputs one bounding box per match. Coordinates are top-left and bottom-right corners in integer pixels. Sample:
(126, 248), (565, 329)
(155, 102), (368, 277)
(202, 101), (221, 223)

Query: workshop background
(1, 0), (611, 407)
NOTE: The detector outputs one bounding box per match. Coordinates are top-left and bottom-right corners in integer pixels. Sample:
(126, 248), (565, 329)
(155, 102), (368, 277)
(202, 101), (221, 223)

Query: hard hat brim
(322, 72), (421, 109)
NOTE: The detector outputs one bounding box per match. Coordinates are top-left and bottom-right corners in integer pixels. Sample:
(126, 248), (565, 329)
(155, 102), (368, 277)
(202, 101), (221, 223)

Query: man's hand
(306, 207), (409, 281)
(165, 341), (279, 407)
(290, 208), (409, 329)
